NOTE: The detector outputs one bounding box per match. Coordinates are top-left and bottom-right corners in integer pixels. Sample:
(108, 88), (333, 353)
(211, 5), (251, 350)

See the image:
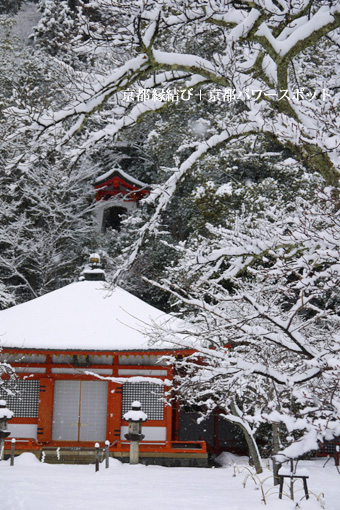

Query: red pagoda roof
(94, 168), (150, 202)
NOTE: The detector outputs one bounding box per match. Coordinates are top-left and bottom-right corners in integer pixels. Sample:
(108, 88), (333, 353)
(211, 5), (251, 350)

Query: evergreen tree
(0, 25), (96, 306)
(0, 1), (25, 15)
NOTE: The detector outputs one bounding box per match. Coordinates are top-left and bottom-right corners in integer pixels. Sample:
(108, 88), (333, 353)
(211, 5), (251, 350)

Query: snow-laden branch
(7, 0), (340, 192)
(84, 371), (171, 387)
(113, 126), (258, 278)
(255, 5), (340, 59)
(143, 191), (340, 460)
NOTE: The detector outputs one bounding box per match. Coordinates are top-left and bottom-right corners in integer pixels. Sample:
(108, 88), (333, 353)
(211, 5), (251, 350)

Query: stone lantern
(0, 400), (13, 460)
(123, 401), (147, 464)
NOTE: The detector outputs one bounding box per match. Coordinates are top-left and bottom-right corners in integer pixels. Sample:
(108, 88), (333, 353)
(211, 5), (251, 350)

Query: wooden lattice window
(0, 380), (40, 418)
(122, 382), (164, 420)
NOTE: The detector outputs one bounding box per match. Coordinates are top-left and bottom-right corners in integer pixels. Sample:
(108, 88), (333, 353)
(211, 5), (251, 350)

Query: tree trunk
(272, 422), (281, 486)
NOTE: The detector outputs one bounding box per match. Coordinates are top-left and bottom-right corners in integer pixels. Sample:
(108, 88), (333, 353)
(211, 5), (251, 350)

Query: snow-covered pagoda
(93, 167), (150, 232)
(0, 261), (211, 465)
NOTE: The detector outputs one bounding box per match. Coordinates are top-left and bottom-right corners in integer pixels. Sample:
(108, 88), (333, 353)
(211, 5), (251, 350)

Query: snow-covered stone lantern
(123, 401), (147, 465)
(0, 400), (13, 460)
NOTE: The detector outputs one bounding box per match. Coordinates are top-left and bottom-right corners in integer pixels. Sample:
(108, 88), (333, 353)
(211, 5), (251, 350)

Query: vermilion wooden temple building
(93, 167), (150, 232)
(0, 273), (244, 465)
(0, 273), (209, 465)
(0, 169), (243, 465)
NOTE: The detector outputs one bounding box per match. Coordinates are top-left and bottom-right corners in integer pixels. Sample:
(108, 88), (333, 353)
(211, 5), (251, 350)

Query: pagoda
(93, 167), (150, 231)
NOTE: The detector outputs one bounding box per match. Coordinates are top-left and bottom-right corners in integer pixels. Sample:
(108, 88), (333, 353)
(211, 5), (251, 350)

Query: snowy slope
(0, 281), (175, 351)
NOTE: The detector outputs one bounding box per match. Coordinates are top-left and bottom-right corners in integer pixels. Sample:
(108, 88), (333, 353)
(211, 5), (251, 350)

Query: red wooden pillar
(110, 384), (122, 443)
(106, 380), (120, 443)
(107, 355), (122, 443)
(37, 378), (54, 442)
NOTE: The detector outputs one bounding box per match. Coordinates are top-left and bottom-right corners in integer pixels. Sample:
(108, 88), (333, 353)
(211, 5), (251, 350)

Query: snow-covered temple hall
(0, 264), (210, 465)
(0, 259), (218, 466)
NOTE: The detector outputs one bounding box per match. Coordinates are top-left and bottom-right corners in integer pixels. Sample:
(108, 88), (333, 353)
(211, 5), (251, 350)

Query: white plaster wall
(118, 369), (167, 376)
(121, 426), (166, 441)
(9, 424), (37, 439)
(51, 368), (112, 375)
(15, 367), (46, 373)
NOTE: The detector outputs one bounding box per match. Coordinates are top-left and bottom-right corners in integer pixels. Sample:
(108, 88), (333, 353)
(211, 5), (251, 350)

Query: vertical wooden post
(105, 440), (110, 469)
(106, 380), (117, 444)
(278, 476), (283, 499)
(95, 443), (100, 472)
(10, 438), (16, 466)
(37, 378), (54, 442)
(303, 477), (309, 500)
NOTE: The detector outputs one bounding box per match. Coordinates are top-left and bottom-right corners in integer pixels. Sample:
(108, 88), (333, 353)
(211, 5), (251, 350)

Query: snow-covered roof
(0, 281), (175, 352)
(123, 409), (148, 422)
(94, 167), (148, 188)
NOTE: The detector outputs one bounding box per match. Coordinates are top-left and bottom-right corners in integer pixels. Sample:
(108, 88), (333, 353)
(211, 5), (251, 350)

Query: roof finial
(79, 253), (106, 281)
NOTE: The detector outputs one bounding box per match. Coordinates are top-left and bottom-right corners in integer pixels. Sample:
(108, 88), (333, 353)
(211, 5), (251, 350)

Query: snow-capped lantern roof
(123, 401), (148, 422)
(94, 167), (150, 202)
(0, 281), (177, 352)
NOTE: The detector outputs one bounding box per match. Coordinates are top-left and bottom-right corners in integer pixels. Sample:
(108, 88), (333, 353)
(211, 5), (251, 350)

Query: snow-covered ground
(0, 453), (338, 510)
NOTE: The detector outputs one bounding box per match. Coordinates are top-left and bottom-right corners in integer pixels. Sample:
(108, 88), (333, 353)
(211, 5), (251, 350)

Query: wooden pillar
(165, 382), (173, 443)
(172, 395), (180, 441)
(37, 378), (54, 442)
(108, 384), (122, 443)
(108, 355), (122, 443)
(106, 380), (118, 443)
